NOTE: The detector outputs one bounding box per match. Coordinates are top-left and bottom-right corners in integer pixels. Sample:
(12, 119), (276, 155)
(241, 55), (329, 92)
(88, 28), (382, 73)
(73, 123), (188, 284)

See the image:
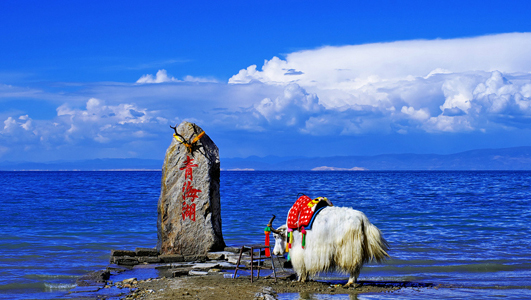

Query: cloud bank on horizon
(229, 33), (531, 135)
(2, 33), (531, 161)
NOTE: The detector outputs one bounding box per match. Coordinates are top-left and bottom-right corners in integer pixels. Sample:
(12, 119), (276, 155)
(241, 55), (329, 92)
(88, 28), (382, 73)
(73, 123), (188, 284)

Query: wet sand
(74, 249), (428, 299)
(125, 274), (408, 300)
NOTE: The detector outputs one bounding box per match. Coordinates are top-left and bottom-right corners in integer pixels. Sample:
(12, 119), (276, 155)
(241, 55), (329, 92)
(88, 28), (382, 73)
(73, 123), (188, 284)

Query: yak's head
(271, 224), (287, 256)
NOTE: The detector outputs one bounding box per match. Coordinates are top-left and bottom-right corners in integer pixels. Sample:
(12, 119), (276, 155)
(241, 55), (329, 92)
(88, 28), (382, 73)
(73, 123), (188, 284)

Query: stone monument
(157, 121), (225, 255)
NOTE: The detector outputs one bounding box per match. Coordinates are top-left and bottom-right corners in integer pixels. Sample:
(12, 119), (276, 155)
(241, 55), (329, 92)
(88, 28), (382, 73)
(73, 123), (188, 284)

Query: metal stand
(233, 244), (277, 283)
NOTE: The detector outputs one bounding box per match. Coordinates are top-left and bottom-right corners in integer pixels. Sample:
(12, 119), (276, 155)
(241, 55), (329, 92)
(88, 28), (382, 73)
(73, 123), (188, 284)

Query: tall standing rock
(157, 121), (225, 255)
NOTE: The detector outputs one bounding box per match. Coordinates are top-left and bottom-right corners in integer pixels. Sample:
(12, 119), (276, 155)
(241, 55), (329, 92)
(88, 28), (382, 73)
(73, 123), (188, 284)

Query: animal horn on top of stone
(169, 124), (206, 155)
(170, 125), (186, 143)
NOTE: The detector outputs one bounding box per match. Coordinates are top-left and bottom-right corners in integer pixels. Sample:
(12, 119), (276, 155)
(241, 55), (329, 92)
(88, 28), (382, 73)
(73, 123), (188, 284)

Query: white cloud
(2, 115), (34, 135)
(3, 117), (18, 132)
(228, 70), (531, 135)
(229, 33), (531, 134)
(55, 98), (161, 141)
(136, 69), (178, 83)
(136, 69), (218, 84)
(2, 33), (531, 161)
(254, 83), (324, 129)
(0, 97), (166, 160)
(401, 106), (430, 121)
(230, 33), (531, 89)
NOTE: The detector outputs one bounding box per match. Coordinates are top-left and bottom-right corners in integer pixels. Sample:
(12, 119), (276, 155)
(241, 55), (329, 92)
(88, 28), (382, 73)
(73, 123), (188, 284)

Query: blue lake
(0, 171), (530, 299)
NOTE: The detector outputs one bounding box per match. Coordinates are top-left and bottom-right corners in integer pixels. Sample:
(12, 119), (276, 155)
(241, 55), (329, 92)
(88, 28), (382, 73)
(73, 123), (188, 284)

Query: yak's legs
(298, 272), (309, 282)
(344, 276), (357, 287)
(344, 269), (361, 288)
(296, 262), (309, 282)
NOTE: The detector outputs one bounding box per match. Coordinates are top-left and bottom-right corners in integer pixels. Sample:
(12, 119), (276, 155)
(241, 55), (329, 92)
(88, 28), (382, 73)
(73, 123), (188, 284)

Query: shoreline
(127, 275), (412, 300)
(66, 247), (415, 299)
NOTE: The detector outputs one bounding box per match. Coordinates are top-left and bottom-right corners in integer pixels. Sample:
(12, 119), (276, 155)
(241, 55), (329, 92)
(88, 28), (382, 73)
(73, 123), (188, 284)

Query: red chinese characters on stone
(180, 156), (201, 221)
(180, 156), (198, 181)
(182, 202), (196, 222)
(182, 181), (201, 202)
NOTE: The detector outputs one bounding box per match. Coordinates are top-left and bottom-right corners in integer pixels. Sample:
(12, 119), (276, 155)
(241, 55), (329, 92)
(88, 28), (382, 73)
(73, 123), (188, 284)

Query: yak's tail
(364, 220), (390, 263)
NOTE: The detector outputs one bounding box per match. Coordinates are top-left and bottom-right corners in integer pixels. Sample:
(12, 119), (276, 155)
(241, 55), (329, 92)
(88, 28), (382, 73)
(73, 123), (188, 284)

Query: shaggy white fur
(272, 206), (389, 286)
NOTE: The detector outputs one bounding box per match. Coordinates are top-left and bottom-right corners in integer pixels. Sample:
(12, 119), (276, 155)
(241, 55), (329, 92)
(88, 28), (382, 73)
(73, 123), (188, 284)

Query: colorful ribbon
(173, 131), (205, 153)
(264, 226), (271, 257)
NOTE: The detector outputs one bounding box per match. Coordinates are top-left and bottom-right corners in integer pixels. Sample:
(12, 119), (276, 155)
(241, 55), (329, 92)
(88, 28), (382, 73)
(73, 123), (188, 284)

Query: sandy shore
(123, 274), (407, 300)
(71, 249), (430, 299)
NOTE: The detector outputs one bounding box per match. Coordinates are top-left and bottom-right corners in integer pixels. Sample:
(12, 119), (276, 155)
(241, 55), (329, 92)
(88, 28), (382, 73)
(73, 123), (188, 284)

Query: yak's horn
(267, 214), (284, 234)
(267, 215), (276, 227)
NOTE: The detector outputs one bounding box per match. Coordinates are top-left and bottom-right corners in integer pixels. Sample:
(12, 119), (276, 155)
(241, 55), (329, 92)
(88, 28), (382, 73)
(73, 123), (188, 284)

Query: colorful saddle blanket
(287, 195), (333, 229)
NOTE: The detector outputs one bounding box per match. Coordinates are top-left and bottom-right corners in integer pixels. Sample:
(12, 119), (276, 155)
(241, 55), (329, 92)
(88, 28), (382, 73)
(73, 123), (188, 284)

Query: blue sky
(1, 0), (531, 162)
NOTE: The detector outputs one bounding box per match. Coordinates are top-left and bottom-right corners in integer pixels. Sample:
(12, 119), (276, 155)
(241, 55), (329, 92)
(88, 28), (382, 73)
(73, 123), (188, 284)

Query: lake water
(0, 171), (530, 299)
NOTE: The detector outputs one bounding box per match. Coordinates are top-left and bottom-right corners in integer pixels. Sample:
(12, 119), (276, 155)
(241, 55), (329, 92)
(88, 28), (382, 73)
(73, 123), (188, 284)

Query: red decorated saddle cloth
(287, 195), (333, 229)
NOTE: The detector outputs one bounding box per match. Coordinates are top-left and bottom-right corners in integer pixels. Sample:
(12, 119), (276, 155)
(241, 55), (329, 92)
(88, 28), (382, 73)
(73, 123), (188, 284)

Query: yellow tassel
(289, 230), (293, 245)
(173, 132), (204, 153)
(285, 232), (290, 253)
(191, 131), (205, 144)
(173, 133), (185, 144)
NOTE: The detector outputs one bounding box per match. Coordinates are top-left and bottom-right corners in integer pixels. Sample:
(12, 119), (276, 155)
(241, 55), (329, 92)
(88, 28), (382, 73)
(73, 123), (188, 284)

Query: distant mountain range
(223, 146), (531, 171)
(2, 146), (531, 171)
(0, 158), (163, 171)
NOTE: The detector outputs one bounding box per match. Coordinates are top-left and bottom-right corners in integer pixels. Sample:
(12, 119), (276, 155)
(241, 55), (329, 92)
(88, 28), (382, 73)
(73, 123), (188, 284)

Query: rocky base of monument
(108, 246), (290, 269)
(67, 246), (407, 299)
(66, 246), (293, 299)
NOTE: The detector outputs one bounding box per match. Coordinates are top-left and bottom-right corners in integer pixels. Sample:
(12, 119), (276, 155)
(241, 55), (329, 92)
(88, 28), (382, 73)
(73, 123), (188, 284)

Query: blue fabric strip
(306, 206), (327, 230)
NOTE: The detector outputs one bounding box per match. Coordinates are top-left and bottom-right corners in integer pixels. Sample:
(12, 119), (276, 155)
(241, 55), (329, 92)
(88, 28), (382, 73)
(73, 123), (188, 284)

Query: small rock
(183, 254), (207, 262)
(159, 254), (184, 263)
(122, 278), (137, 284)
(262, 287), (275, 294)
(207, 251), (230, 260)
(114, 256), (139, 266)
(111, 249), (136, 257)
(227, 254), (251, 264)
(172, 268), (191, 277)
(215, 261), (238, 269)
(135, 247), (159, 256)
(191, 263), (221, 270)
(137, 256), (161, 263)
(188, 270), (209, 276)
(106, 264), (129, 273)
(253, 292), (277, 300)
(224, 246), (241, 253)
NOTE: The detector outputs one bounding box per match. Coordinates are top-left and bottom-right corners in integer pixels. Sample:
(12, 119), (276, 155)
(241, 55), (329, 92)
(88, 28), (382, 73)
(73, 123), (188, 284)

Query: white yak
(272, 206), (389, 287)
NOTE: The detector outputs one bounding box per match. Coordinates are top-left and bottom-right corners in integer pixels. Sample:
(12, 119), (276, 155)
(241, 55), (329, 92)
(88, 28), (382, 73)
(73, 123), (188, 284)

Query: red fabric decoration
(264, 227), (271, 257)
(287, 195), (315, 229)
